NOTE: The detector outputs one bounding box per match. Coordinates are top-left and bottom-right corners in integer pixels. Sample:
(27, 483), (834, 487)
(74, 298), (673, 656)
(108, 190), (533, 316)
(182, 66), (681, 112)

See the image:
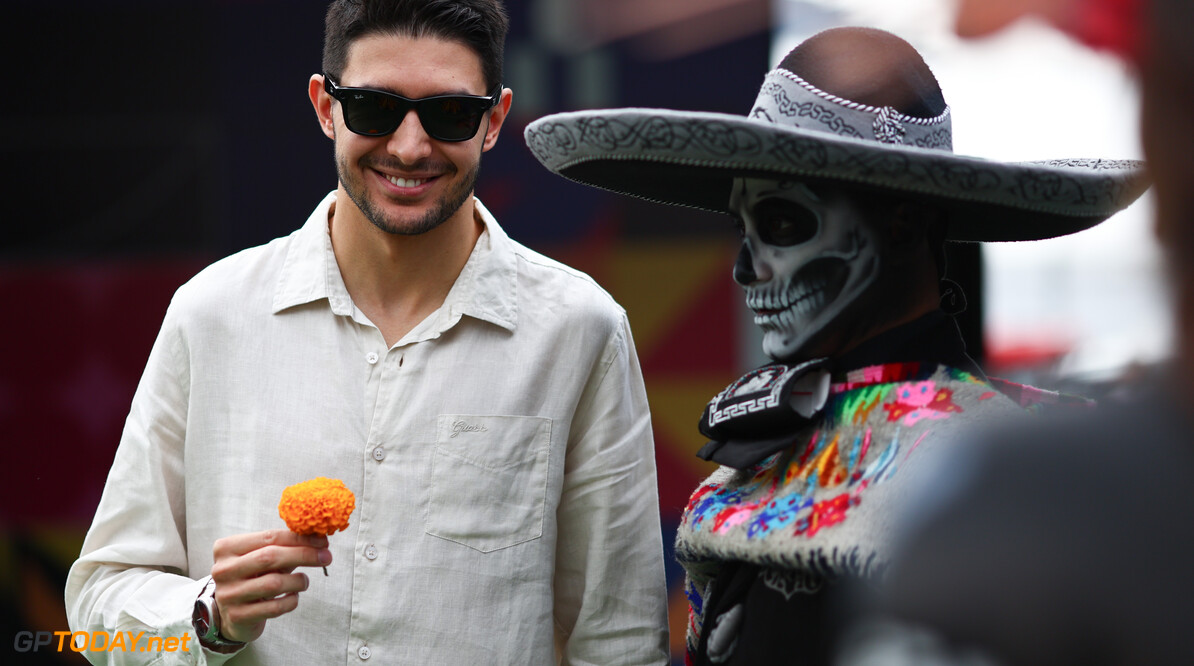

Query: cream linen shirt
(65, 193), (669, 665)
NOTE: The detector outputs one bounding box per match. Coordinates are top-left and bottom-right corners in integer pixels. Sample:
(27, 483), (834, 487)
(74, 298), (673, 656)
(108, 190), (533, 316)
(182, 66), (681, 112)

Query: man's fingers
(213, 529), (328, 559)
(204, 530), (329, 645)
(211, 529), (332, 583)
(212, 571), (312, 644)
(213, 544), (329, 585)
(219, 592), (303, 643)
(216, 571), (309, 614)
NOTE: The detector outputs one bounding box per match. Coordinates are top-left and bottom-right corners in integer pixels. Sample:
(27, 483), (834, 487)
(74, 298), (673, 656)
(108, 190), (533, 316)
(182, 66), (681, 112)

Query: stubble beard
(336, 151), (481, 236)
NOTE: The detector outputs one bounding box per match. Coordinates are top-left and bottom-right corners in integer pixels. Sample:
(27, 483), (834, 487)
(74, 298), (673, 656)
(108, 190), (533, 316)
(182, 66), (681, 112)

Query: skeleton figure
(525, 24), (1150, 666)
(730, 177), (891, 363)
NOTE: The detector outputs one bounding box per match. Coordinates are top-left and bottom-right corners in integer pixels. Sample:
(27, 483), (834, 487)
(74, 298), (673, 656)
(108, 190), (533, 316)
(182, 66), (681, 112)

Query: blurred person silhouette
(526, 24), (1146, 665)
(833, 0), (1194, 664)
(63, 1), (670, 663)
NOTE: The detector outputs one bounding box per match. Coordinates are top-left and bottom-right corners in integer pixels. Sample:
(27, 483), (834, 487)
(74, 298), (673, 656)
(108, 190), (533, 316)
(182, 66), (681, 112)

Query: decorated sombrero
(524, 29), (1149, 242)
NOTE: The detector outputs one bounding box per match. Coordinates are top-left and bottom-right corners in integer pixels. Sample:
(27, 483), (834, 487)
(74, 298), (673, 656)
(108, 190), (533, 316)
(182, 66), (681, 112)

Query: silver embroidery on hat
(749, 69), (952, 151)
(873, 106), (906, 145)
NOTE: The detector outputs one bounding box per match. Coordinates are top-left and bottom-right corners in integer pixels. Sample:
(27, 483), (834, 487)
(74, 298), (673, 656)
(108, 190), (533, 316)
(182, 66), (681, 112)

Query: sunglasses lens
(331, 81), (495, 141)
(418, 96), (489, 142)
(342, 90), (403, 136)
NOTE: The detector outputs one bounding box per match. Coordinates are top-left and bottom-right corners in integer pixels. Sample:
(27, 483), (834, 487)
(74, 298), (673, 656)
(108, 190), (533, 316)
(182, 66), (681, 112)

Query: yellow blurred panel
(607, 240), (734, 354)
(645, 376), (729, 480)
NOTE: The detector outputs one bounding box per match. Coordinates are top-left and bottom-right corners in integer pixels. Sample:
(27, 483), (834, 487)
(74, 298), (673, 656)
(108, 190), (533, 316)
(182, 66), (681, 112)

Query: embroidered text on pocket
(425, 414), (552, 552)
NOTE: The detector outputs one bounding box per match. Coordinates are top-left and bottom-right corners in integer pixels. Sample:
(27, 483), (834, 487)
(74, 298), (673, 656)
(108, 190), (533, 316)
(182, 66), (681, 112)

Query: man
(65, 1), (669, 664)
(828, 1), (1194, 664)
(526, 26), (1146, 664)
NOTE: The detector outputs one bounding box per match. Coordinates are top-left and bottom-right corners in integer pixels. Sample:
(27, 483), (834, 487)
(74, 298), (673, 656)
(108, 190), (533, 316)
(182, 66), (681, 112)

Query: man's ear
(481, 88), (513, 152)
(309, 74), (336, 140)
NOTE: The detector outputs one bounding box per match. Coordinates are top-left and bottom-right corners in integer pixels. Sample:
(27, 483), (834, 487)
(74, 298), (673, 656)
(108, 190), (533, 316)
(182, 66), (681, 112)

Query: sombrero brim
(525, 108), (1150, 242)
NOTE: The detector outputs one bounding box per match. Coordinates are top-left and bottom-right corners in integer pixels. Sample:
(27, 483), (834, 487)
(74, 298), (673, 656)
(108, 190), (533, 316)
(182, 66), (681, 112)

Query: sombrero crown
(525, 27), (1148, 242)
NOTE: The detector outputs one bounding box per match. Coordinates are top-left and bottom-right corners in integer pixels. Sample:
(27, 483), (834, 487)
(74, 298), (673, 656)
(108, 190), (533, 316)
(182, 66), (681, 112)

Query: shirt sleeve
(552, 313), (670, 666)
(64, 302), (241, 665)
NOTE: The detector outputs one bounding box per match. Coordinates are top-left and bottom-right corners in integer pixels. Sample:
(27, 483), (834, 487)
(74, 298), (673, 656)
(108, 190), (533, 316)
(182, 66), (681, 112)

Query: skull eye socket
(753, 198), (819, 247)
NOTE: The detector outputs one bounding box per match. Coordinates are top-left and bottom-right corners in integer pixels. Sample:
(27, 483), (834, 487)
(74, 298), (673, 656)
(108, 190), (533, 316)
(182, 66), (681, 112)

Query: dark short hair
(322, 0), (508, 92)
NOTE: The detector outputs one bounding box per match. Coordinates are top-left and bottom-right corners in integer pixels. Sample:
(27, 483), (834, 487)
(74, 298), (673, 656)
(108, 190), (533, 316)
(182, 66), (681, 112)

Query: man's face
(730, 178), (885, 362)
(326, 33), (505, 236)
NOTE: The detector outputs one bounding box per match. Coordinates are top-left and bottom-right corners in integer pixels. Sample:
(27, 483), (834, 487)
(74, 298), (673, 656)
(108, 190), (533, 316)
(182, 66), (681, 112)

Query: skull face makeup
(731, 178), (885, 362)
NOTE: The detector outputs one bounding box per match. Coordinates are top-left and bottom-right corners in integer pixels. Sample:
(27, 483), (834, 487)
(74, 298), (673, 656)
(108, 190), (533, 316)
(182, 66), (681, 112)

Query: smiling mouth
(384, 174), (429, 188)
(748, 258), (849, 324)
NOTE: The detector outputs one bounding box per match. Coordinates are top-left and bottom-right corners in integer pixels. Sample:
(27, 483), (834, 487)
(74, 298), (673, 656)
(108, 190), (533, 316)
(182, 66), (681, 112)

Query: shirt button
(358, 645), (371, 660)
(371, 446), (385, 462)
(365, 544), (378, 560)
(366, 352), (379, 364)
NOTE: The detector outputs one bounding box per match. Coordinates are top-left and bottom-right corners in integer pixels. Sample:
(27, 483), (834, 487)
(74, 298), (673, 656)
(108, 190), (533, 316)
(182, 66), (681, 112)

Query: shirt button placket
(353, 338), (386, 666)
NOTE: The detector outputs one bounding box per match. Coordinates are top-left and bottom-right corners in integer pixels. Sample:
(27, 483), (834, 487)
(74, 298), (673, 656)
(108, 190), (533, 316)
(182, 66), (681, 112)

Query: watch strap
(194, 579), (245, 650)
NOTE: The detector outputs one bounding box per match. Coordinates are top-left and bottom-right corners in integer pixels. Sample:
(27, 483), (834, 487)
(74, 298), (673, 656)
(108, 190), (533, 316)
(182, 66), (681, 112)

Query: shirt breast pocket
(425, 414), (552, 552)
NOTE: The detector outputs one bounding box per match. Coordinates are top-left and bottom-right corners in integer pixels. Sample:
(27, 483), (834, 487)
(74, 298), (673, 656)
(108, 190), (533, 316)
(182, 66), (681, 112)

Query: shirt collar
(271, 191), (351, 315)
(271, 192), (518, 332)
(436, 197), (518, 332)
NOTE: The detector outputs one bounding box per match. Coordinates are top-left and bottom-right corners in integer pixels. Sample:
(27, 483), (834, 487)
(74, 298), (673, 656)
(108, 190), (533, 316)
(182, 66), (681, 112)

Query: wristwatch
(193, 579), (245, 650)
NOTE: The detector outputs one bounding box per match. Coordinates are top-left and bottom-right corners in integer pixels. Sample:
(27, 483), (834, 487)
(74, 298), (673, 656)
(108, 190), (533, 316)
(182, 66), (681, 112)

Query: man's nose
(385, 109), (433, 162)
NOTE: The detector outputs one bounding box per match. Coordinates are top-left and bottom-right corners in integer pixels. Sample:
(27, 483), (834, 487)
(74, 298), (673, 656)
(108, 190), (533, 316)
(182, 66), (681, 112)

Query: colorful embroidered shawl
(676, 362), (1033, 654)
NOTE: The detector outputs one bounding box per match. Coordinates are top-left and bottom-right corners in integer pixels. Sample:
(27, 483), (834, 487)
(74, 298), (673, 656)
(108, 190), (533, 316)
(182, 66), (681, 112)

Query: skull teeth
(748, 278), (827, 316)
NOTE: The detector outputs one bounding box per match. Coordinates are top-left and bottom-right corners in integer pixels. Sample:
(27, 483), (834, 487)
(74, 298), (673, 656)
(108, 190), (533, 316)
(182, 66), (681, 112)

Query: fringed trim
(676, 539), (888, 582)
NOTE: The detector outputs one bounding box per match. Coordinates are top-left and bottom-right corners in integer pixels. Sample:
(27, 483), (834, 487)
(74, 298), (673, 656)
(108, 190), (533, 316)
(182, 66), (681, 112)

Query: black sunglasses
(324, 76), (501, 142)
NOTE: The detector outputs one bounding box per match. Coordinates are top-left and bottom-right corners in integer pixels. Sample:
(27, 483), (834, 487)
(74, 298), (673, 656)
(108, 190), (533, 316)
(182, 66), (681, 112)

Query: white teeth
(747, 279), (828, 324)
(387, 175), (426, 188)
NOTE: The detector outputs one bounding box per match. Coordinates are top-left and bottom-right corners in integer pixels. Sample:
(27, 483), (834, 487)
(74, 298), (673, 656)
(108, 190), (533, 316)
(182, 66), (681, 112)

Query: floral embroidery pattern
(679, 363), (1030, 660)
(749, 492), (808, 538)
(684, 427), (903, 540)
(683, 367), (972, 543)
(686, 484), (741, 531)
(882, 380), (963, 426)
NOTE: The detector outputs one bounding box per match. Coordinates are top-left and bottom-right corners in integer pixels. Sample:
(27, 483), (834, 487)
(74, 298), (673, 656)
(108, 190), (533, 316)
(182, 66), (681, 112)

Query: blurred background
(0, 0), (1160, 663)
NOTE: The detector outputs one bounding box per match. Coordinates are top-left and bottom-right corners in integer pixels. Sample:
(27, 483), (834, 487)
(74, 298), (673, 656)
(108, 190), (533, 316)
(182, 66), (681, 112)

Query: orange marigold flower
(278, 477), (356, 536)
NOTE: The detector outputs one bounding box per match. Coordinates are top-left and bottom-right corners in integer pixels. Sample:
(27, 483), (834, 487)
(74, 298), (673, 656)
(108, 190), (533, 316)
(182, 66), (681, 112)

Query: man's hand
(209, 529), (332, 644)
